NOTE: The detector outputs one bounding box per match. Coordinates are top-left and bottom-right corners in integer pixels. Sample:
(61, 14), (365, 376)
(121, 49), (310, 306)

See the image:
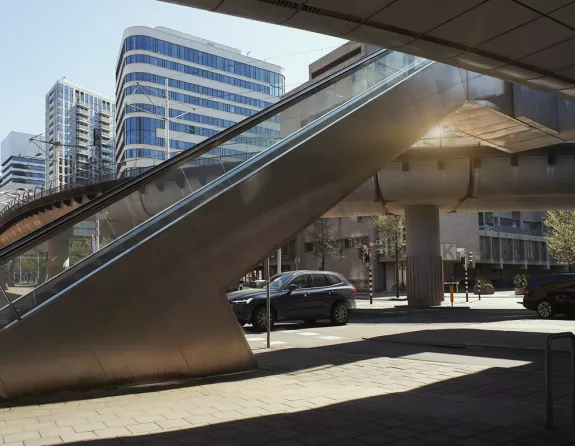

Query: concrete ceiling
(161, 0), (575, 99)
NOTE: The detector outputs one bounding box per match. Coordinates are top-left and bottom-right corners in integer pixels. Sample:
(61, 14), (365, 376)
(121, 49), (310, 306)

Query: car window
(326, 274), (343, 286)
(312, 274), (329, 288)
(289, 274), (311, 289)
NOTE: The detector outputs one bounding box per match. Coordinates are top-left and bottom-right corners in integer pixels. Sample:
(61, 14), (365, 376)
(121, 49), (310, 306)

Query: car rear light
(523, 287), (529, 295)
(352, 287), (356, 296)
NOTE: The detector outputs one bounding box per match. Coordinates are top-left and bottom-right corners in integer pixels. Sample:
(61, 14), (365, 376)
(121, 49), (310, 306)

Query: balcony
(76, 108), (90, 118)
(76, 133), (89, 142)
(77, 102), (90, 110)
(76, 115), (89, 125)
(99, 110), (111, 117)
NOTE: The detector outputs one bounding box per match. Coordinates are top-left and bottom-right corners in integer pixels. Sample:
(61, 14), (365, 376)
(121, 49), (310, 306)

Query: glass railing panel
(0, 50), (432, 329)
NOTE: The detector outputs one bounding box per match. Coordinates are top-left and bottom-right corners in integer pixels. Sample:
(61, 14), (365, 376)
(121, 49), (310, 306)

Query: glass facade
(116, 29), (283, 168)
(121, 85), (279, 122)
(123, 73), (274, 109)
(118, 35), (285, 96)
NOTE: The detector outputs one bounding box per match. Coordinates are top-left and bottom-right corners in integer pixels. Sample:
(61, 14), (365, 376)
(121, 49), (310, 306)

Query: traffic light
(362, 245), (370, 264)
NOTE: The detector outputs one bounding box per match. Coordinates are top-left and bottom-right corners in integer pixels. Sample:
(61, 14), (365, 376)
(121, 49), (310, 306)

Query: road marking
(269, 341), (287, 345)
(319, 336), (342, 340)
(246, 337), (265, 341)
(296, 332), (320, 336)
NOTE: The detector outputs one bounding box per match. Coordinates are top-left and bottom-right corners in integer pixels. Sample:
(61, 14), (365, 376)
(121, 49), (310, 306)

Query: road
(244, 291), (575, 367)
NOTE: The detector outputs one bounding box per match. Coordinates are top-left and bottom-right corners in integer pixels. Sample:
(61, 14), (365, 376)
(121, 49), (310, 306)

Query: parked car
(227, 270), (357, 330)
(247, 280), (266, 289)
(226, 281), (260, 293)
(522, 274), (575, 318)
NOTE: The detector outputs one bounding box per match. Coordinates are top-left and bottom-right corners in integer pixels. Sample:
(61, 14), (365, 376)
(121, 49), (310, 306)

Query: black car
(227, 270), (357, 330)
(523, 274), (575, 318)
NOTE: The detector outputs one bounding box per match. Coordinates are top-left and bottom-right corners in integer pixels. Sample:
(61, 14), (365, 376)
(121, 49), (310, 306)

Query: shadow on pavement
(31, 333), (575, 445)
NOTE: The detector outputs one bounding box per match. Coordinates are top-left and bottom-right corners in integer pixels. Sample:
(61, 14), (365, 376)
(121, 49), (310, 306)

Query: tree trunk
(321, 254), (325, 271)
(395, 249), (400, 298)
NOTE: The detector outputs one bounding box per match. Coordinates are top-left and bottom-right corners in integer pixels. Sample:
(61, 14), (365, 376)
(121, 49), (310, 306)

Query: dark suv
(523, 274), (575, 318)
(227, 270), (357, 330)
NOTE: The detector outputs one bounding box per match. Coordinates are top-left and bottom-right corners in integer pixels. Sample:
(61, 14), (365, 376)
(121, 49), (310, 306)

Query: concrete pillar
(41, 230), (71, 283)
(405, 205), (443, 307)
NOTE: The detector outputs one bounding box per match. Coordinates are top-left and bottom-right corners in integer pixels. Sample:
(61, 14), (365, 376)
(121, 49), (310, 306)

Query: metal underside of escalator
(0, 50), (475, 399)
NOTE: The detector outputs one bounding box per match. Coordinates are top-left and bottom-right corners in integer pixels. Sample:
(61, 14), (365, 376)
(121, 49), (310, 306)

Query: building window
(502, 239), (513, 261)
(514, 239), (525, 261)
(480, 236), (491, 260)
(119, 35), (285, 95)
(492, 238), (500, 260)
(304, 243), (313, 253)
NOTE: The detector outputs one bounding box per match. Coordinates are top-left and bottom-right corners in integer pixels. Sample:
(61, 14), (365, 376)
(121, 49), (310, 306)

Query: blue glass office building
(0, 132), (46, 189)
(115, 26), (284, 172)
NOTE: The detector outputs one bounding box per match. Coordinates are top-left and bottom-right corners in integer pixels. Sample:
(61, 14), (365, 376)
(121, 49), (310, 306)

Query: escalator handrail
(0, 48), (392, 265)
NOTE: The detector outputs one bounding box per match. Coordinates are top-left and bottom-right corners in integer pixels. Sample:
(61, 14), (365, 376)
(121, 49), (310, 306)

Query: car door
(279, 274), (314, 320)
(309, 273), (334, 317)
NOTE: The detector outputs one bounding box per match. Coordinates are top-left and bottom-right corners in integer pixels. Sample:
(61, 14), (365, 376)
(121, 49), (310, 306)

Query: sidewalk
(355, 290), (523, 310)
(0, 337), (574, 445)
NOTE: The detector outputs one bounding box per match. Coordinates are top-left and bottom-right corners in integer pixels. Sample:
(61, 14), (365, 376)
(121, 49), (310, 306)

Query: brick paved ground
(0, 339), (574, 446)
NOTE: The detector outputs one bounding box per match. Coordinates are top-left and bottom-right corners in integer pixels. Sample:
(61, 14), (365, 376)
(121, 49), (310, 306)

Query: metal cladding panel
(305, 0), (393, 19)
(520, 37), (575, 72)
(370, 0), (484, 34)
(0, 61), (469, 398)
(216, 0), (304, 23)
(478, 18), (574, 61)
(428, 0), (539, 47)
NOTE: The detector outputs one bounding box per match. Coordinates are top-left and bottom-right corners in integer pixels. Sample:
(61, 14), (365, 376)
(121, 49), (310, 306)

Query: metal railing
(0, 158), (146, 228)
(545, 332), (575, 428)
(0, 47), (395, 266)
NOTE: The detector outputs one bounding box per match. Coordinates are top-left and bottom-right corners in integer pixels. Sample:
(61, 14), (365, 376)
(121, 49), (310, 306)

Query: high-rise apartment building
(0, 132), (46, 189)
(115, 26), (284, 172)
(44, 79), (115, 187)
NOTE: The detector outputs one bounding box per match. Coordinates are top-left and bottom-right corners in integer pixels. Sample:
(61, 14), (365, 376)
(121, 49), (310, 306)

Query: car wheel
(303, 319), (317, 325)
(251, 305), (274, 331)
(537, 300), (555, 319)
(330, 302), (349, 326)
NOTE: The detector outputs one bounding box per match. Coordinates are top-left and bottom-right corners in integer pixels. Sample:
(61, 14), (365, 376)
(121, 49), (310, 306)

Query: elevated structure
(1, 44), (575, 397)
(162, 0), (575, 99)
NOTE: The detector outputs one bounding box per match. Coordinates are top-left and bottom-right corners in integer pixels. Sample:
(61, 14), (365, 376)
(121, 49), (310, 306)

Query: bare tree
(370, 215), (406, 297)
(311, 218), (338, 270)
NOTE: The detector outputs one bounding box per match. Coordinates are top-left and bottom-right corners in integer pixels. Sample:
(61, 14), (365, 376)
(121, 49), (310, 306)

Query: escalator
(0, 49), (470, 398)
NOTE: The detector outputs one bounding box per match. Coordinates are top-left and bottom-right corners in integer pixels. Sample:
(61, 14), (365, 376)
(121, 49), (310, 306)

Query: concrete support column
(405, 205), (443, 307)
(41, 230), (71, 283)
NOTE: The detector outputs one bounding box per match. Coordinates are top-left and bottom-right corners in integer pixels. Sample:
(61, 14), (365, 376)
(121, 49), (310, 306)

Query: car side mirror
(287, 284), (298, 294)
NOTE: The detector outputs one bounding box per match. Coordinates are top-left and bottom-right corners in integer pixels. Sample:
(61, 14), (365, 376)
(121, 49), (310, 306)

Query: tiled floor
(2, 297), (575, 445)
(0, 341), (574, 446)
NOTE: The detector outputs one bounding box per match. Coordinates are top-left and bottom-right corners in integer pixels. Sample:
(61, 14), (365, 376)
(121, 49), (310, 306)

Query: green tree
(311, 218), (338, 271)
(370, 215), (406, 297)
(545, 210), (575, 270)
(69, 239), (91, 266)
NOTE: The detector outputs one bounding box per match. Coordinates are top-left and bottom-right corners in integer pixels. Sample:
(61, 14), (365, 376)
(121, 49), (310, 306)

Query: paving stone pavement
(0, 342), (574, 446)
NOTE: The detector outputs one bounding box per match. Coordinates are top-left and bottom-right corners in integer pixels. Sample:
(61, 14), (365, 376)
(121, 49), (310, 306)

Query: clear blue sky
(0, 0), (344, 144)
